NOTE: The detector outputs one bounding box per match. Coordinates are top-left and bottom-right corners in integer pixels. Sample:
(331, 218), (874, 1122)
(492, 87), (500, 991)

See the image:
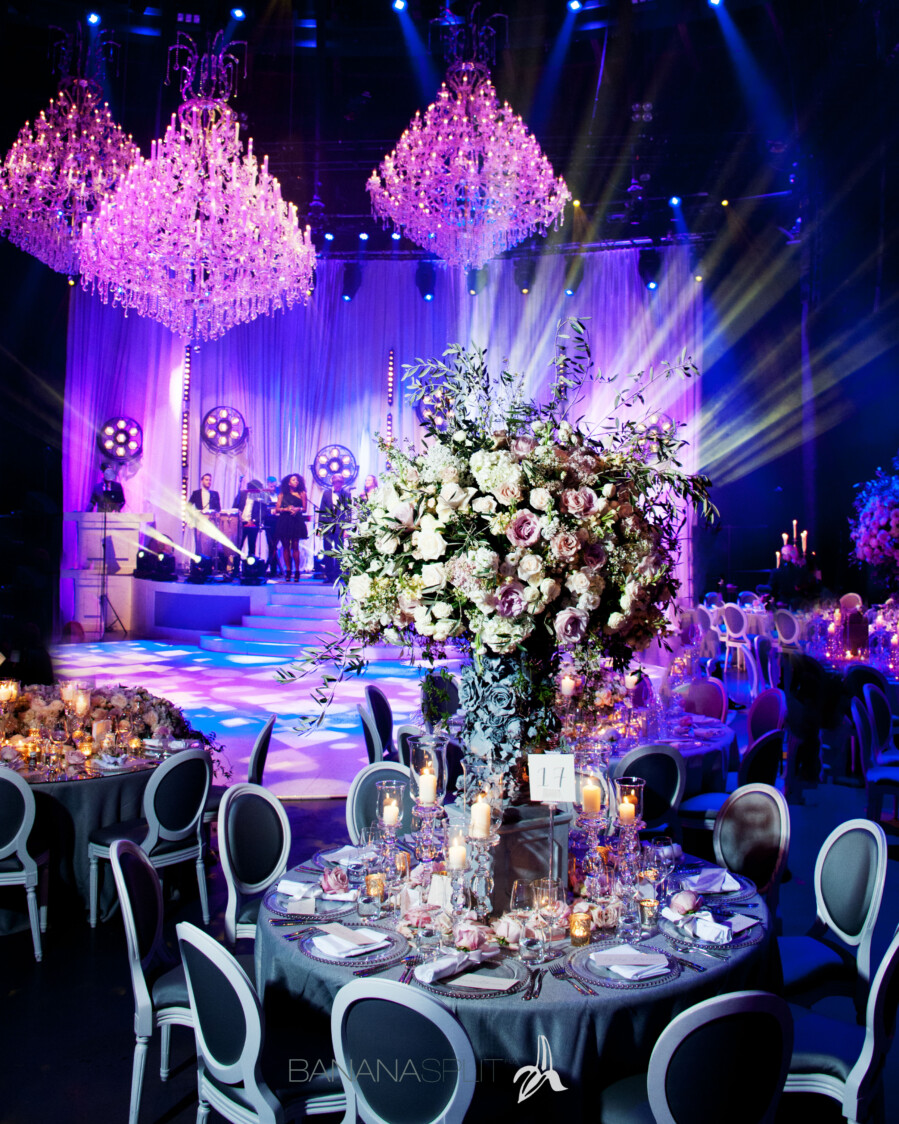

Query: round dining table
(255, 858), (773, 1122)
(0, 760), (156, 933)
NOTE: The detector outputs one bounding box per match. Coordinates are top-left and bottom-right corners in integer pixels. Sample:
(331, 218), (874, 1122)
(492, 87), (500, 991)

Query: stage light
(563, 255), (584, 297)
(709, 0), (722, 7)
(87, 12), (102, 26)
(721, 199), (730, 207)
(324, 232), (334, 241)
(341, 262), (361, 302)
(637, 248), (661, 291)
(240, 556), (268, 586)
(694, 273), (703, 282)
(393, 0), (406, 10)
(391, 231), (402, 241)
(646, 280), (658, 290)
(568, 0), (582, 10)
(187, 555), (214, 584)
(513, 257), (536, 295)
(230, 7), (246, 19)
(668, 195), (681, 207)
(415, 259), (436, 302)
(311, 444), (360, 490)
(135, 550), (177, 582)
(98, 416), (143, 461)
(201, 406), (247, 453)
(466, 266), (488, 296)
(359, 231), (369, 241)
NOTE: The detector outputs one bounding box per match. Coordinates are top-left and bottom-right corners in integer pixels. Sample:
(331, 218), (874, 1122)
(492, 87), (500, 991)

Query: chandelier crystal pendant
(367, 58), (570, 270)
(0, 31), (139, 276)
(79, 32), (316, 344)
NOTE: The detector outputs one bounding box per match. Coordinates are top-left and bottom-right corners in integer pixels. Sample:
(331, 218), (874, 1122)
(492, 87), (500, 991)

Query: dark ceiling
(1, 0), (895, 258)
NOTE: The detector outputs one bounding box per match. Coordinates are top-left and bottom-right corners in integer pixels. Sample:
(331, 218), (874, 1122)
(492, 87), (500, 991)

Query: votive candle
(560, 675), (577, 697)
(364, 872), (386, 901)
(569, 913), (591, 947)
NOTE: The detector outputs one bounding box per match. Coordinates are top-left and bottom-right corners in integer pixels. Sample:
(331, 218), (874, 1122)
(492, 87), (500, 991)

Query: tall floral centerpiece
(850, 454), (899, 578)
(283, 321), (712, 808)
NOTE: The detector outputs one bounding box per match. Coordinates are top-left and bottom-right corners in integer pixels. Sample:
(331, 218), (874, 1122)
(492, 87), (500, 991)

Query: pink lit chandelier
(367, 55), (570, 270)
(79, 33), (316, 344)
(0, 29), (138, 276)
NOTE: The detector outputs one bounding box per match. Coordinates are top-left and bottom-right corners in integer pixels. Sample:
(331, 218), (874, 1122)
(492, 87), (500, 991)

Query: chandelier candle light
(367, 57), (570, 270)
(79, 32), (316, 343)
(0, 27), (138, 275)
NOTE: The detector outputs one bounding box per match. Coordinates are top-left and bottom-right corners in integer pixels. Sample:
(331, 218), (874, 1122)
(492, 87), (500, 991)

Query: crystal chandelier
(367, 57), (570, 270)
(0, 29), (139, 276)
(79, 33), (315, 344)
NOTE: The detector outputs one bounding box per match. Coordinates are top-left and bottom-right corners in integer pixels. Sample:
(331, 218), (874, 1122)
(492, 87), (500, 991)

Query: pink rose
(582, 541), (608, 571)
(669, 890), (703, 915)
(321, 867), (350, 895)
(562, 487), (599, 517)
(555, 607), (589, 646)
(492, 915), (527, 947)
(494, 480), (522, 506)
(495, 581), (527, 619)
(550, 531), (580, 561)
(402, 904), (436, 927)
(454, 921), (491, 951)
(510, 435), (537, 461)
(507, 510), (542, 548)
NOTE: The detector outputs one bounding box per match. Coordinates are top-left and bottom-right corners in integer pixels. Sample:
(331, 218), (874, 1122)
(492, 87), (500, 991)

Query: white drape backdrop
(63, 246), (702, 616)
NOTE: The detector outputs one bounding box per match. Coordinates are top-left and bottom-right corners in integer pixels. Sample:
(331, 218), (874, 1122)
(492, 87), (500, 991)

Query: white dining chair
(0, 768), (49, 961)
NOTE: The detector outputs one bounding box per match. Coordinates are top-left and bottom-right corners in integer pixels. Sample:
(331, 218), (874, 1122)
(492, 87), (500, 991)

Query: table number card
(527, 754), (576, 803)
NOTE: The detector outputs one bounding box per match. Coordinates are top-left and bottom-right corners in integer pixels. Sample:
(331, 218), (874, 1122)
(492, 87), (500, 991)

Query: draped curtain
(63, 246), (702, 615)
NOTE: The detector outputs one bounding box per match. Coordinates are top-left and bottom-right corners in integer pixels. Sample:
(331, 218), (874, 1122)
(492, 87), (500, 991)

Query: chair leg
(25, 886), (42, 962)
(197, 1098), (211, 1123)
(130, 1036), (149, 1124)
(89, 852), (99, 929)
(38, 862), (49, 933)
(867, 785), (884, 825)
(196, 855), (210, 925)
(160, 1023), (171, 1081)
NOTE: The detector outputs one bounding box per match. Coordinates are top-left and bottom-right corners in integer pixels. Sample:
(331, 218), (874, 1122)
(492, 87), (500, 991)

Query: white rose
(398, 591), (421, 614)
(473, 548), (499, 573)
(602, 483), (616, 499)
(440, 464), (460, 483)
(384, 628), (403, 644)
(493, 479), (522, 506)
(420, 562), (447, 591)
(539, 577), (561, 603)
(413, 605), (432, 626)
(348, 574), (372, 600)
(578, 591), (601, 612)
(522, 584), (541, 604)
(469, 588), (497, 615)
(566, 571), (591, 596)
(390, 501), (415, 529)
(433, 620), (456, 642)
(518, 554), (544, 584)
(606, 612), (626, 632)
(472, 495), (498, 515)
(417, 622), (436, 637)
(529, 488), (552, 512)
(377, 534), (400, 555)
(405, 467), (421, 486)
(431, 602), (454, 619)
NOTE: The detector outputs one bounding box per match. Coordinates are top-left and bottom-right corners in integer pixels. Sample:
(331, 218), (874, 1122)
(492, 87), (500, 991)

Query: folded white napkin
(589, 944), (669, 980)
(0, 748), (24, 771)
(311, 927), (390, 959)
(320, 845), (376, 866)
(276, 877), (359, 904)
(728, 913), (760, 935)
(426, 874), (452, 912)
(97, 754), (130, 769)
(685, 911), (732, 944)
(413, 948), (500, 985)
(681, 868), (740, 893)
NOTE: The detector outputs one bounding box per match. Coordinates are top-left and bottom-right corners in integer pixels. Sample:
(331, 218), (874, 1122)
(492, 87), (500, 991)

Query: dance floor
(51, 640), (454, 797)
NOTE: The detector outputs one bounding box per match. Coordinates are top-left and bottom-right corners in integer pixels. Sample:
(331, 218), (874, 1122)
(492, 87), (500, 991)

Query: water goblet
(508, 879), (533, 922)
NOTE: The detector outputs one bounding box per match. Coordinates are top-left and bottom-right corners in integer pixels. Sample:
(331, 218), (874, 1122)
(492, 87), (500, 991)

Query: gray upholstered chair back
(753, 635), (775, 689)
(357, 703), (382, 764)
(0, 769), (36, 869)
(704, 592), (723, 608)
(840, 592), (864, 612)
(345, 762), (411, 844)
(395, 723), (422, 768)
(365, 685), (394, 755)
(740, 643), (761, 699)
(814, 819), (886, 987)
(218, 783), (290, 944)
(684, 677), (727, 722)
(331, 978), (476, 1124)
(747, 688), (787, 743)
(713, 784), (790, 900)
(696, 605), (713, 634)
(862, 683), (893, 758)
(737, 591), (756, 606)
(851, 698), (875, 771)
(647, 991), (792, 1124)
(248, 714), (276, 786)
(844, 663), (888, 701)
(613, 745), (687, 830)
(738, 730), (784, 789)
(140, 749), (212, 853)
(722, 603), (747, 640)
(773, 609), (801, 646)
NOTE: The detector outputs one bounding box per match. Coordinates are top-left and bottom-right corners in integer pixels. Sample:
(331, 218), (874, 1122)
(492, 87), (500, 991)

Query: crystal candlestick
(466, 830), (499, 924)
(375, 780), (406, 897)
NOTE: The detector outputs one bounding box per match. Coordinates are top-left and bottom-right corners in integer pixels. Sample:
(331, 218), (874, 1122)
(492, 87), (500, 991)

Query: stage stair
(198, 578), (404, 661)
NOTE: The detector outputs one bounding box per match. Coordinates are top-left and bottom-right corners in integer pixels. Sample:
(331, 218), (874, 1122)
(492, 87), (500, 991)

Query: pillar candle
(781, 532), (789, 545)
(801, 530), (808, 554)
(448, 841), (467, 870)
(93, 719), (112, 743)
(582, 780), (602, 814)
(382, 800), (399, 826)
(792, 519), (798, 542)
(470, 797), (492, 838)
(776, 551), (781, 569)
(418, 770), (437, 805)
(618, 801), (636, 824)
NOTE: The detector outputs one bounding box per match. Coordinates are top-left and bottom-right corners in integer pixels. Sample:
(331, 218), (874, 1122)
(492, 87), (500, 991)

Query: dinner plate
(567, 943), (681, 990)
(659, 913), (764, 952)
(262, 887), (356, 921)
(412, 955), (528, 1000)
(297, 923), (408, 968)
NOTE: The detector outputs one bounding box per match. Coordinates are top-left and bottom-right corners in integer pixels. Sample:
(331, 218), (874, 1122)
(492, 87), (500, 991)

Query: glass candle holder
(376, 780), (405, 829)
(569, 912), (591, 947)
(408, 735), (448, 806)
(364, 872), (386, 901)
(638, 898), (660, 931)
(614, 776), (645, 824)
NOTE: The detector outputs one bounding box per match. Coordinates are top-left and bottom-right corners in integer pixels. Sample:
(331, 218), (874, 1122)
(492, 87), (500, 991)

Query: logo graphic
(513, 1036), (568, 1103)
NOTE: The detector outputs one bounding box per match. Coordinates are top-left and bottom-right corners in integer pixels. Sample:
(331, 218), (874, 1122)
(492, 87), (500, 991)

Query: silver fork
(400, 953), (421, 983)
(548, 961), (595, 995)
(354, 953), (414, 978)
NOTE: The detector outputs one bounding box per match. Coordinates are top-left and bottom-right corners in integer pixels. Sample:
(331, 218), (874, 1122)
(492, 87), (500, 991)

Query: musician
(87, 462), (125, 513)
(319, 473), (350, 583)
(262, 476), (282, 576)
(233, 480), (265, 557)
(188, 473), (221, 514)
(275, 473), (308, 582)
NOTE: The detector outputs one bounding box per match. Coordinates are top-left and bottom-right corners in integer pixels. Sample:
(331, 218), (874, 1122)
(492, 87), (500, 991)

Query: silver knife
(532, 969), (546, 999)
(643, 943), (706, 973)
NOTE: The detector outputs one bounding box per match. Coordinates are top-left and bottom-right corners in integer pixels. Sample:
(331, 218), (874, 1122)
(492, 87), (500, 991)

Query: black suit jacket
(234, 491), (265, 525)
(88, 481), (125, 512)
(188, 488), (221, 513)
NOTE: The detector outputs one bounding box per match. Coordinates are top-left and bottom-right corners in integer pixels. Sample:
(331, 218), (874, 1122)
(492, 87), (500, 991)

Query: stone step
(221, 625), (330, 644)
(240, 615), (343, 634)
(270, 591), (341, 607)
(260, 604), (340, 620)
(198, 633), (405, 661)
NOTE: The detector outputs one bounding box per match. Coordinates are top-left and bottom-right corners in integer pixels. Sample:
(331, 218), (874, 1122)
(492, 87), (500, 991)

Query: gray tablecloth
(0, 766), (154, 932)
(609, 723), (739, 799)
(255, 870), (772, 1121)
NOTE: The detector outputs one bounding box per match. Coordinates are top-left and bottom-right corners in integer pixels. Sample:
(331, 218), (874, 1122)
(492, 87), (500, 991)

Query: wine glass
(652, 836), (676, 898)
(508, 879), (533, 921)
(532, 877), (566, 948)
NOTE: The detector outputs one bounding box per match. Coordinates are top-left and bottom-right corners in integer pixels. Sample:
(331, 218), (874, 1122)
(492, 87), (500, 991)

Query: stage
(51, 639), (449, 798)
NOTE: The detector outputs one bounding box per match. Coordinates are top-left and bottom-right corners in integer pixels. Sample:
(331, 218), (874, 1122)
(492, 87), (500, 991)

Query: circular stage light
(311, 444), (359, 490)
(97, 416), (143, 461)
(201, 406), (248, 453)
